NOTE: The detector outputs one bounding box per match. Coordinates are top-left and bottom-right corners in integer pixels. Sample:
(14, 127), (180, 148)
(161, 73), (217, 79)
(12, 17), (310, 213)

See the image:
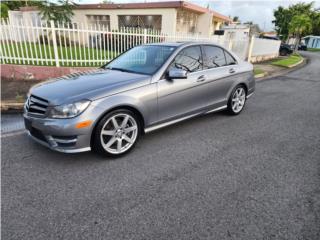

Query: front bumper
(24, 114), (93, 153)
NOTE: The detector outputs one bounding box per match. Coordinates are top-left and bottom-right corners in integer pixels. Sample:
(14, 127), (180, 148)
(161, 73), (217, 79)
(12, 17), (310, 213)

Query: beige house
(8, 1), (231, 37)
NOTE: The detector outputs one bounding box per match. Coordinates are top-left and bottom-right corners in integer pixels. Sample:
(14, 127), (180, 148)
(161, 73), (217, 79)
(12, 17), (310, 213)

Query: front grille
(26, 95), (49, 116)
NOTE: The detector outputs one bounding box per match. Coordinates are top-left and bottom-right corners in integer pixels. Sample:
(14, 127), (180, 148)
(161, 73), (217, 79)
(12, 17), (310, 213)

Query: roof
(75, 1), (232, 22)
(18, 6), (38, 12)
(302, 35), (320, 39)
(75, 1), (207, 13)
(16, 1), (232, 23)
(210, 10), (232, 22)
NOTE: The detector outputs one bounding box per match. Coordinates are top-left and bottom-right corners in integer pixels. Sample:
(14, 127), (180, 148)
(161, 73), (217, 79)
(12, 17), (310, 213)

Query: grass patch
(307, 48), (320, 52)
(271, 53), (303, 68)
(0, 42), (118, 67)
(254, 68), (265, 76)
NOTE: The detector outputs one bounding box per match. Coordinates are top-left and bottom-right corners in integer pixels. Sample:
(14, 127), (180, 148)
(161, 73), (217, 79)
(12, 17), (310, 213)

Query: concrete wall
(197, 12), (212, 37)
(250, 38), (281, 63)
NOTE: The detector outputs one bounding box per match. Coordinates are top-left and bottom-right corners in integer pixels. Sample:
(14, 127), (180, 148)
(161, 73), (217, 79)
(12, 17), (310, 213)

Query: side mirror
(167, 68), (187, 79)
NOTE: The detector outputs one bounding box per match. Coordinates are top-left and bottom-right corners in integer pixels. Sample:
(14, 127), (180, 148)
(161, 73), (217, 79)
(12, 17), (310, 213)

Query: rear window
(202, 46), (226, 69)
(224, 51), (237, 65)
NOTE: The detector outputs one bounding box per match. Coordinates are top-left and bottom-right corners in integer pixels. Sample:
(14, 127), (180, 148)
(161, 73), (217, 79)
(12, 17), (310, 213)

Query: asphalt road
(2, 52), (320, 240)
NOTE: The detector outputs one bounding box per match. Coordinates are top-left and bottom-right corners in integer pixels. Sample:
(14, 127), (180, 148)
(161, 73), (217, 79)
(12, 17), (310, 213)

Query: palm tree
(289, 14), (312, 51)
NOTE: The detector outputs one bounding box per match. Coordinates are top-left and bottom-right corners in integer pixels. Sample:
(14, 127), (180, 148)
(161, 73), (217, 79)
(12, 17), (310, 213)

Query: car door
(201, 45), (239, 106)
(157, 46), (210, 122)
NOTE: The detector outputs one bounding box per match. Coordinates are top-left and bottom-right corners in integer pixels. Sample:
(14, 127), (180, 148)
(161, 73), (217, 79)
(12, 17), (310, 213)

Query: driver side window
(170, 46), (203, 73)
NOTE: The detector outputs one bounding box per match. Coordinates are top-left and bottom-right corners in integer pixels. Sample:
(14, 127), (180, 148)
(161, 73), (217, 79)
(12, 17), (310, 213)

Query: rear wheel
(92, 109), (140, 157)
(227, 85), (246, 115)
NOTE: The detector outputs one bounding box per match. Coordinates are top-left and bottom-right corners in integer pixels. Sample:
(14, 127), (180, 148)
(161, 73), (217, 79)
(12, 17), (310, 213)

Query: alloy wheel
(100, 113), (138, 154)
(231, 87), (246, 113)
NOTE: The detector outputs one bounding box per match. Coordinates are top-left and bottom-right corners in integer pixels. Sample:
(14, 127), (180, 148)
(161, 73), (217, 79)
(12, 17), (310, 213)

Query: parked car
(24, 42), (255, 157)
(298, 44), (307, 51)
(279, 43), (293, 56)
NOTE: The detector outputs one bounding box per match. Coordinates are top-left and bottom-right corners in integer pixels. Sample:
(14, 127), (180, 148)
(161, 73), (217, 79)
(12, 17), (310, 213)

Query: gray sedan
(24, 42), (255, 156)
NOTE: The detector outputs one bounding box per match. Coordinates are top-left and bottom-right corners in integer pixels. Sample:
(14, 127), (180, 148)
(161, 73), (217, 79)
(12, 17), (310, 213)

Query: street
(1, 52), (320, 240)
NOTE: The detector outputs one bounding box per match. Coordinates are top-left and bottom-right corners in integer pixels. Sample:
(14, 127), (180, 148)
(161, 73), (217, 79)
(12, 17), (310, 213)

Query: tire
(227, 85), (247, 115)
(280, 49), (287, 56)
(92, 109), (141, 157)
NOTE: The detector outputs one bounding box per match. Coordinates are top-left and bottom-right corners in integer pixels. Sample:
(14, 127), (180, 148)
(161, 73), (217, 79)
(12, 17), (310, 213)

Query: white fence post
(50, 20), (60, 67)
(143, 28), (147, 44)
(247, 36), (255, 63)
(228, 38), (233, 51)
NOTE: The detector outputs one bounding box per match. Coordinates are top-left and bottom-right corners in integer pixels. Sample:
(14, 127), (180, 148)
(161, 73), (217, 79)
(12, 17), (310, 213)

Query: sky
(74, 0), (320, 31)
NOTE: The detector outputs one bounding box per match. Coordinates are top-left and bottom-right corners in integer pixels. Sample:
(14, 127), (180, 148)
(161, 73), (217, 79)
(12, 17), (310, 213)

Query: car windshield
(104, 45), (176, 75)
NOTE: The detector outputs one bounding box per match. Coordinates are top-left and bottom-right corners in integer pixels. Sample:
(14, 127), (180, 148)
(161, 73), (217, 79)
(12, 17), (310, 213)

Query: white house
(8, 1), (232, 37)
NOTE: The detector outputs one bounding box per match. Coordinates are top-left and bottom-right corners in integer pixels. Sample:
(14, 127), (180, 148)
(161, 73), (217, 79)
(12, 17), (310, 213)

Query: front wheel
(92, 109), (140, 157)
(227, 85), (247, 115)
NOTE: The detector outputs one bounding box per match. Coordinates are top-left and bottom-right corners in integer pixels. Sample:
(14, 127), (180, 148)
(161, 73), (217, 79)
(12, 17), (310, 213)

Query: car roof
(146, 42), (190, 47)
(146, 41), (222, 48)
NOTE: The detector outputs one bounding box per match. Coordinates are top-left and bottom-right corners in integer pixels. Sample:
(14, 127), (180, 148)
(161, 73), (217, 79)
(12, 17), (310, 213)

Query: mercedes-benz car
(24, 42), (255, 156)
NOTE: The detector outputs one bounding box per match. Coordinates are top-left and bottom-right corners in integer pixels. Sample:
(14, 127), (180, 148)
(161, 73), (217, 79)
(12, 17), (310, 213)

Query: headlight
(48, 100), (91, 119)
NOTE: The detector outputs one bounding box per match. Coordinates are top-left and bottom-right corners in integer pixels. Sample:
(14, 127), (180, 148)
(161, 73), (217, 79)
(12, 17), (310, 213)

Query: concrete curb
(254, 73), (267, 79)
(287, 58), (304, 68)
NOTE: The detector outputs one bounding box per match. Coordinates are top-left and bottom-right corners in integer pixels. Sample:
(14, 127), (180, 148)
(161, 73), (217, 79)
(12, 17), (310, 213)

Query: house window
(118, 15), (162, 30)
(87, 15), (110, 28)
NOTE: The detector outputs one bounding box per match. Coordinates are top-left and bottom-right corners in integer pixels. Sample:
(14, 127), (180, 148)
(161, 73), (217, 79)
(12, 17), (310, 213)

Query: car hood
(30, 69), (151, 105)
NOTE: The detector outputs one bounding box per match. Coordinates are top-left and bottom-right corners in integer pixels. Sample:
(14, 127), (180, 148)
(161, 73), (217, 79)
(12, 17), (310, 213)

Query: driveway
(2, 52), (320, 240)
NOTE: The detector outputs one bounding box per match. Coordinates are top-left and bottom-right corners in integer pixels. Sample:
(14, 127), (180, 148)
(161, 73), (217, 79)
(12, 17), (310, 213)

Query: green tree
(310, 11), (320, 35)
(0, 3), (9, 19)
(289, 14), (312, 51)
(273, 2), (316, 40)
(38, 0), (75, 24)
(1, 1), (38, 10)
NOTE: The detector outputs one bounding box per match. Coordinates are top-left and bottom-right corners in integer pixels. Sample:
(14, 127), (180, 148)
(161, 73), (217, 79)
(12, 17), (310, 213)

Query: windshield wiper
(105, 67), (137, 74)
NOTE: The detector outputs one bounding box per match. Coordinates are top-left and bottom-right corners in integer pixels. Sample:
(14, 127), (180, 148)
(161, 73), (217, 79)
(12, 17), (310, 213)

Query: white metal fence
(0, 20), (280, 67)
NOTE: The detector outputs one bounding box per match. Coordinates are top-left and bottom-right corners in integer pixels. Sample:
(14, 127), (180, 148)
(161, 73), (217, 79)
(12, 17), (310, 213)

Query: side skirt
(144, 105), (227, 133)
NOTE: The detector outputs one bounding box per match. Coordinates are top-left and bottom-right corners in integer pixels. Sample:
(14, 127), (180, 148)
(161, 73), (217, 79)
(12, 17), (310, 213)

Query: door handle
(229, 68), (236, 74)
(197, 75), (206, 82)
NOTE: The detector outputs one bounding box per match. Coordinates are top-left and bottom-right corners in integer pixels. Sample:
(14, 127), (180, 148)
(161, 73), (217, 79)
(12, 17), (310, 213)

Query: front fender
(91, 83), (157, 128)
